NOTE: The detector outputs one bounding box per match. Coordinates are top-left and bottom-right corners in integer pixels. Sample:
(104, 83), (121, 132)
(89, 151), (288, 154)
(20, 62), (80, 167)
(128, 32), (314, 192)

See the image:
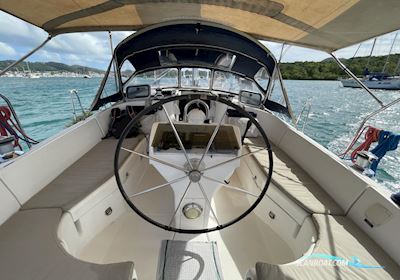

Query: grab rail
(69, 89), (86, 122)
(296, 99), (312, 132)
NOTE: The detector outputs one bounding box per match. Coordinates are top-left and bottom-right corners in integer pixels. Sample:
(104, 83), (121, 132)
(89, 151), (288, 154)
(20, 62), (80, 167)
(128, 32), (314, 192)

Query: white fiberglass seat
(256, 214), (400, 279)
(0, 208), (134, 280)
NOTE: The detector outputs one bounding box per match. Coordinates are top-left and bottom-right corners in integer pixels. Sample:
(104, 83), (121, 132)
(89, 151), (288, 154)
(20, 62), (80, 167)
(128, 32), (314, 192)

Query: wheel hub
(189, 170), (202, 183)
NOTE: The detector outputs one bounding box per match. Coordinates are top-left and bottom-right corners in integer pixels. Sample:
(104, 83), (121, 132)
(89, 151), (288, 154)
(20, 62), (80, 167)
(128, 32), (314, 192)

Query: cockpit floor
(156, 240), (223, 280)
(79, 163), (294, 280)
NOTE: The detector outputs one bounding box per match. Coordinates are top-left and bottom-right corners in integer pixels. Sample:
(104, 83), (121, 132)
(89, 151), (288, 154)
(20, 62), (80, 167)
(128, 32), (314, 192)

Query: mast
(365, 38), (377, 69)
(382, 32), (398, 73)
(347, 43), (362, 69)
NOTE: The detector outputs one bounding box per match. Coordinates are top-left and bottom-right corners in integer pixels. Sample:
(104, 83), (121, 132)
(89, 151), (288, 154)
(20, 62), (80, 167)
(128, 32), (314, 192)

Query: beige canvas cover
(1, 1), (400, 51)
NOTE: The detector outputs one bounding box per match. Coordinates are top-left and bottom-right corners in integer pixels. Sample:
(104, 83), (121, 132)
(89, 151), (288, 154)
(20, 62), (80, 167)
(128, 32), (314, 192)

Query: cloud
(0, 11), (133, 69)
(0, 12), (46, 48)
(0, 42), (17, 57)
(261, 41), (330, 62)
(31, 32), (134, 69)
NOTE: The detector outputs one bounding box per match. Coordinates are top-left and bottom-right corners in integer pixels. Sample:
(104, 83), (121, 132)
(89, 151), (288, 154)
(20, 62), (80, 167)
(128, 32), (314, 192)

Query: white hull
(341, 78), (400, 89)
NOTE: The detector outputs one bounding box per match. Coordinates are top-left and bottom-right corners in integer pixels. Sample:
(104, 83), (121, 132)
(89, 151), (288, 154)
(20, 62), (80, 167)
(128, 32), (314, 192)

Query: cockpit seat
(0, 208), (134, 280)
(245, 138), (344, 215)
(255, 214), (400, 279)
(22, 138), (140, 210)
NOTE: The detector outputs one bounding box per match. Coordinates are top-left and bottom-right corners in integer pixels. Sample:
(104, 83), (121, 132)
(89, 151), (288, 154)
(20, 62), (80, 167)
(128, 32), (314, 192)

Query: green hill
(280, 54), (400, 80)
(2, 53), (400, 80)
(0, 60), (104, 73)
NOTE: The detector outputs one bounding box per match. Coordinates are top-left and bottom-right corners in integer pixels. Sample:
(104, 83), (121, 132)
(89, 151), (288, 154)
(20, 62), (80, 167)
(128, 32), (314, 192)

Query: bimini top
(114, 23), (277, 76)
(1, 0), (400, 52)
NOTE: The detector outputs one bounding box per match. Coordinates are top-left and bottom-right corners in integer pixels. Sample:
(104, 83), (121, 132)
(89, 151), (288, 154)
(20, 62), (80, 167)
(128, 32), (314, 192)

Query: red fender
(0, 106), (11, 136)
(0, 106), (20, 147)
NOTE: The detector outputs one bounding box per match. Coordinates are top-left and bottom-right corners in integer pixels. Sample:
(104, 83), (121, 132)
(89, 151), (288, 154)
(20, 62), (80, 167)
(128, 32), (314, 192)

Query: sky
(0, 11), (399, 70)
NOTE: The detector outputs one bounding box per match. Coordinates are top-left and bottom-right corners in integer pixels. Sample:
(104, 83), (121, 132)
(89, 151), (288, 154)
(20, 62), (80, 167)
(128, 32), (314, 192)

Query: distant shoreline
(2, 53), (398, 81)
(0, 75), (339, 82)
(0, 71), (103, 78)
(280, 54), (400, 80)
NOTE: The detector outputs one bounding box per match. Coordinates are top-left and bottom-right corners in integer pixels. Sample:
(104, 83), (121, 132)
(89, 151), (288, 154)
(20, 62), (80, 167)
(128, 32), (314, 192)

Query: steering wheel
(114, 94), (273, 234)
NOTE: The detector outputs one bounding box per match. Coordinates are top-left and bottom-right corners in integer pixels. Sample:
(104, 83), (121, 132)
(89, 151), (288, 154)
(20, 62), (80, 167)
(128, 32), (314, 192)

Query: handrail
(69, 90), (86, 121)
(296, 99), (312, 132)
(0, 93), (32, 148)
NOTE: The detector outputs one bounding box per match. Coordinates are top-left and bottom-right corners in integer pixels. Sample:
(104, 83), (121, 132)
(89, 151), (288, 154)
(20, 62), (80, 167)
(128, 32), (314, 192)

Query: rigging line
(108, 31), (119, 92)
(366, 38), (377, 69)
(278, 42), (286, 64)
(383, 32), (399, 74)
(347, 43), (362, 69)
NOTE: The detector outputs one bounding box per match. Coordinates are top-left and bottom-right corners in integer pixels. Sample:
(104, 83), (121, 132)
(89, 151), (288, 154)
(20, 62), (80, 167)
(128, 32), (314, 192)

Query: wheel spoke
(201, 147), (268, 172)
(197, 107), (227, 168)
(245, 143), (269, 150)
(121, 147), (187, 172)
(197, 181), (221, 226)
(162, 105), (193, 169)
(169, 181), (192, 227)
(202, 175), (259, 197)
(129, 175), (188, 198)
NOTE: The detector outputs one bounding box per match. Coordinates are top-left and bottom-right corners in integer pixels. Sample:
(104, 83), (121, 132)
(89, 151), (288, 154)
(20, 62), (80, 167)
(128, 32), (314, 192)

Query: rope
(339, 126), (380, 160)
(0, 106), (39, 149)
(0, 118), (22, 150)
(350, 126), (381, 162)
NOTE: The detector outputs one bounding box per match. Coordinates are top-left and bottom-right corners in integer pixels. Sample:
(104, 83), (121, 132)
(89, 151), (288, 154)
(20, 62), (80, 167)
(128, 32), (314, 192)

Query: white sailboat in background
(24, 61), (40, 79)
(341, 34), (400, 89)
(341, 74), (400, 89)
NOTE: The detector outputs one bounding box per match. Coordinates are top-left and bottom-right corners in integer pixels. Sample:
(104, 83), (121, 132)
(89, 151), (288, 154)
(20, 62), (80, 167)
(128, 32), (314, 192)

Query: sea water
(0, 77), (398, 192)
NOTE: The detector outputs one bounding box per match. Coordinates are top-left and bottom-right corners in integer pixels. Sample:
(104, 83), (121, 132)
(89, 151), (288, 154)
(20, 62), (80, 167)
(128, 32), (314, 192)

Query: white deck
(79, 169), (294, 280)
(0, 105), (399, 280)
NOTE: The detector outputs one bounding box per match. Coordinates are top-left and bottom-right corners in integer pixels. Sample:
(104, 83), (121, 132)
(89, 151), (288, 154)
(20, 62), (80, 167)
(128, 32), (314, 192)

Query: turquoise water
(0, 77), (398, 192)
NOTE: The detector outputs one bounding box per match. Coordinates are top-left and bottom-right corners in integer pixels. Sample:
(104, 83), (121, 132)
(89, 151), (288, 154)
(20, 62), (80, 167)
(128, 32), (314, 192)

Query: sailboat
(341, 34), (400, 89)
(24, 61), (41, 79)
(83, 67), (92, 79)
(0, 2), (399, 280)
